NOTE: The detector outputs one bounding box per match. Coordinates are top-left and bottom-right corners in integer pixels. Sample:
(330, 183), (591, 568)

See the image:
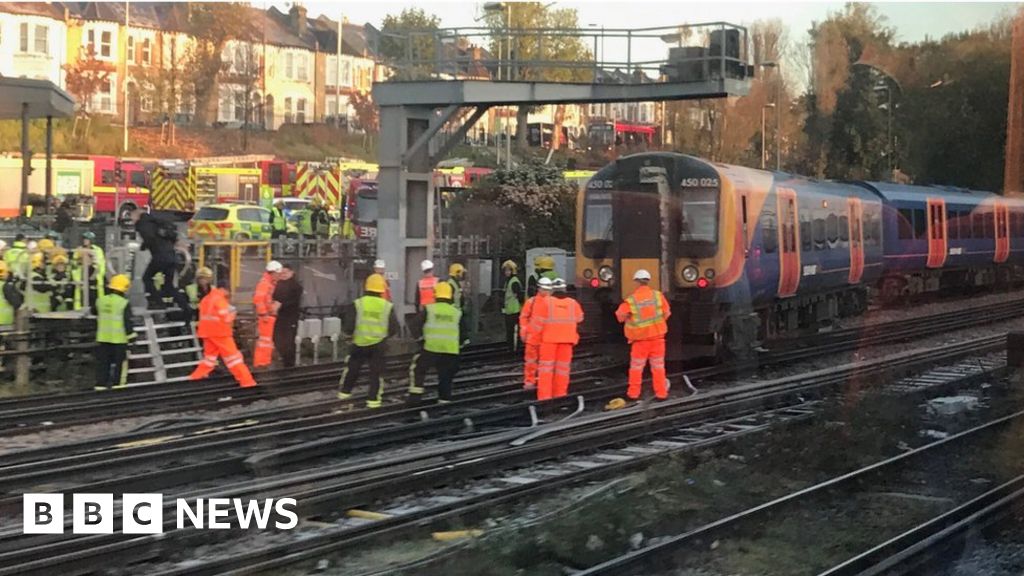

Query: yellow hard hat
(108, 274), (131, 292)
(30, 253), (44, 269)
(535, 255), (555, 270)
(502, 260), (518, 273)
(605, 397), (628, 411)
(434, 281), (453, 300)
(37, 238), (55, 252)
(365, 273), (387, 293)
(196, 266), (214, 279)
(449, 263), (466, 277)
(51, 253), (69, 266)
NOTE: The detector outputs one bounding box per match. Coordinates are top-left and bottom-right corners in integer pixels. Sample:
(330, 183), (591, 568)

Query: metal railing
(381, 22), (751, 84)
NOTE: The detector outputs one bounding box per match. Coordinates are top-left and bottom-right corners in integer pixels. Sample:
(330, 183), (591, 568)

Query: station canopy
(0, 77), (75, 119)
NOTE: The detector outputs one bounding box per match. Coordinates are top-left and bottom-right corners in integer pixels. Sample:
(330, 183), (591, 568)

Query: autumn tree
(480, 3), (593, 150)
(64, 46), (110, 116)
(379, 8), (441, 80)
(182, 2), (255, 126)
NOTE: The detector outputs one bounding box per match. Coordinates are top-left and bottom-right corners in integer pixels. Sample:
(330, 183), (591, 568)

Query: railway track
(3, 294), (1023, 435)
(0, 332), (1008, 576)
(580, 385), (1024, 576)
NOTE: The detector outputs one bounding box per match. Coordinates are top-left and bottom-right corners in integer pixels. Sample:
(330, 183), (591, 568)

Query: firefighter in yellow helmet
(527, 255), (558, 297)
(447, 262), (466, 311)
(93, 274), (134, 390)
(501, 260), (524, 353)
(28, 252), (51, 313)
(337, 273), (400, 408)
(49, 253), (74, 311)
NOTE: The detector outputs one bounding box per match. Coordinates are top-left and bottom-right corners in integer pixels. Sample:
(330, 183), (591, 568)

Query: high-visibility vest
(502, 276), (522, 315)
(418, 276), (438, 308)
(622, 287), (669, 342)
(519, 292), (549, 346)
(0, 289), (12, 326)
(253, 273), (276, 316)
(271, 206), (287, 231)
(96, 292), (129, 344)
(4, 243), (25, 277)
(186, 283), (199, 305)
(423, 302), (461, 355)
(447, 278), (463, 310)
(353, 295), (392, 347)
(72, 246), (106, 308)
(29, 271), (50, 313)
(197, 288), (235, 338)
(297, 210), (314, 235)
(527, 269), (558, 296)
(539, 295), (582, 344)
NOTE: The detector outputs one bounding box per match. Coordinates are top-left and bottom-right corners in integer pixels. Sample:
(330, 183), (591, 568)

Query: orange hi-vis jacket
(519, 292), (549, 345)
(198, 288), (237, 338)
(615, 285), (670, 343)
(418, 276), (438, 307)
(253, 273), (276, 316)
(535, 295), (584, 344)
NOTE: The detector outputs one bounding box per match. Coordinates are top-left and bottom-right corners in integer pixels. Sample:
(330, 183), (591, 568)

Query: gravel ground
(938, 522), (1024, 576)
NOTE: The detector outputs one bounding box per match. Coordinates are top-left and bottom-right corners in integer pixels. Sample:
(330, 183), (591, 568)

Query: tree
(449, 161), (576, 259)
(64, 46), (111, 116)
(379, 8), (441, 80)
(350, 91), (379, 150)
(480, 3), (593, 150)
(182, 3), (254, 126)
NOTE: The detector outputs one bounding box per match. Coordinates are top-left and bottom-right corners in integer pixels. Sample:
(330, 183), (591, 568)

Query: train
(575, 152), (1024, 360)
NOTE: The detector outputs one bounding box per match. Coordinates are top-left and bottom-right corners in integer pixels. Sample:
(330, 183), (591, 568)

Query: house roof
(0, 2), (66, 21)
(310, 16), (377, 58)
(263, 6), (318, 51)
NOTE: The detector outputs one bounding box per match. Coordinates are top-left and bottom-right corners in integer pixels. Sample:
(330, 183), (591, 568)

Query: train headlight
(598, 266), (614, 282)
(583, 268), (594, 279)
(705, 268), (716, 280)
(682, 265), (699, 283)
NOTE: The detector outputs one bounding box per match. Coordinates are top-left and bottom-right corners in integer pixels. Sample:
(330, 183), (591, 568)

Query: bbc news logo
(23, 494), (298, 534)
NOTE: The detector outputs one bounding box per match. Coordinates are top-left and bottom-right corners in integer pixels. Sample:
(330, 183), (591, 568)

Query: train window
(761, 214), (778, 253)
(870, 213), (882, 246)
(826, 213), (839, 243)
(948, 211), (960, 240)
(912, 209), (926, 239)
(741, 195), (749, 245)
(972, 212), (983, 239)
(813, 215), (826, 249)
(583, 190), (614, 245)
(1013, 211), (1024, 237)
(897, 208), (913, 239)
(984, 211), (995, 238)
(800, 216), (812, 251)
(959, 212), (971, 239)
(839, 215), (849, 242)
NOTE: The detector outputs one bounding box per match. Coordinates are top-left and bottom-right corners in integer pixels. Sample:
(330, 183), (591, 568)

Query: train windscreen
(679, 182), (720, 258)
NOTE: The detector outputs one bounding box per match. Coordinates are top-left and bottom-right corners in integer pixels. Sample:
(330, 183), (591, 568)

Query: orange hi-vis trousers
(190, 336), (257, 388)
(537, 342), (573, 401)
(523, 342), (539, 388)
(253, 315), (276, 367)
(628, 338), (668, 400)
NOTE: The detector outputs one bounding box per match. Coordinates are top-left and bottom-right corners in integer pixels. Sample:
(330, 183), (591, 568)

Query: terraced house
(0, 2), (386, 131)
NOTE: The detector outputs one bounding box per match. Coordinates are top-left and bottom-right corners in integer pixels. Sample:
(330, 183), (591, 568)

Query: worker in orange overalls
(534, 278), (583, 400)
(190, 285), (257, 388)
(252, 260), (282, 368)
(519, 276), (553, 391)
(615, 269), (671, 401)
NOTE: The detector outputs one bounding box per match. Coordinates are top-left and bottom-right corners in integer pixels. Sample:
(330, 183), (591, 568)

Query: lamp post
(761, 60), (780, 170)
(761, 103), (775, 170)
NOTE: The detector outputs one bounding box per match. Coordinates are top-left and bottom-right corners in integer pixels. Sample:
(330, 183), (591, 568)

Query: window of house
(127, 36), (135, 62)
(101, 31), (111, 58)
(327, 96), (338, 118)
(142, 95), (153, 112)
(284, 97), (293, 123)
(142, 38), (151, 64)
(297, 98), (306, 123)
(285, 53), (294, 79)
(297, 54), (308, 81)
(327, 59), (338, 86)
(19, 23), (28, 53)
(234, 91), (245, 122)
(34, 25), (48, 55)
(342, 60), (352, 87)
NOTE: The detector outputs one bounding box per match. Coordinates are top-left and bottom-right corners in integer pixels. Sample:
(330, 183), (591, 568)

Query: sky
(290, 1), (1015, 45)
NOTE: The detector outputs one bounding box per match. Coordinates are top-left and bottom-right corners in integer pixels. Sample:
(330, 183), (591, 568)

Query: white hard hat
(552, 278), (567, 291)
(421, 259), (434, 272)
(374, 259), (386, 269)
(27, 241), (37, 250)
(266, 260), (283, 273)
(633, 269), (652, 281)
(537, 277), (553, 290)
(0, 240), (7, 251)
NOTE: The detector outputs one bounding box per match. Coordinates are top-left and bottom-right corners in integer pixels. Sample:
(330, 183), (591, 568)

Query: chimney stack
(290, 3), (307, 36)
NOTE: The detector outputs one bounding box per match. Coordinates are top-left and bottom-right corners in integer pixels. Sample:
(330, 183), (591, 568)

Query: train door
(614, 173), (665, 300)
(775, 187), (800, 297)
(847, 197), (864, 283)
(926, 198), (947, 269)
(995, 203), (1010, 263)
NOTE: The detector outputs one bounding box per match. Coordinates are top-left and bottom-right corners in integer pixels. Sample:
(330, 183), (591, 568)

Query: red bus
(586, 120), (657, 152)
